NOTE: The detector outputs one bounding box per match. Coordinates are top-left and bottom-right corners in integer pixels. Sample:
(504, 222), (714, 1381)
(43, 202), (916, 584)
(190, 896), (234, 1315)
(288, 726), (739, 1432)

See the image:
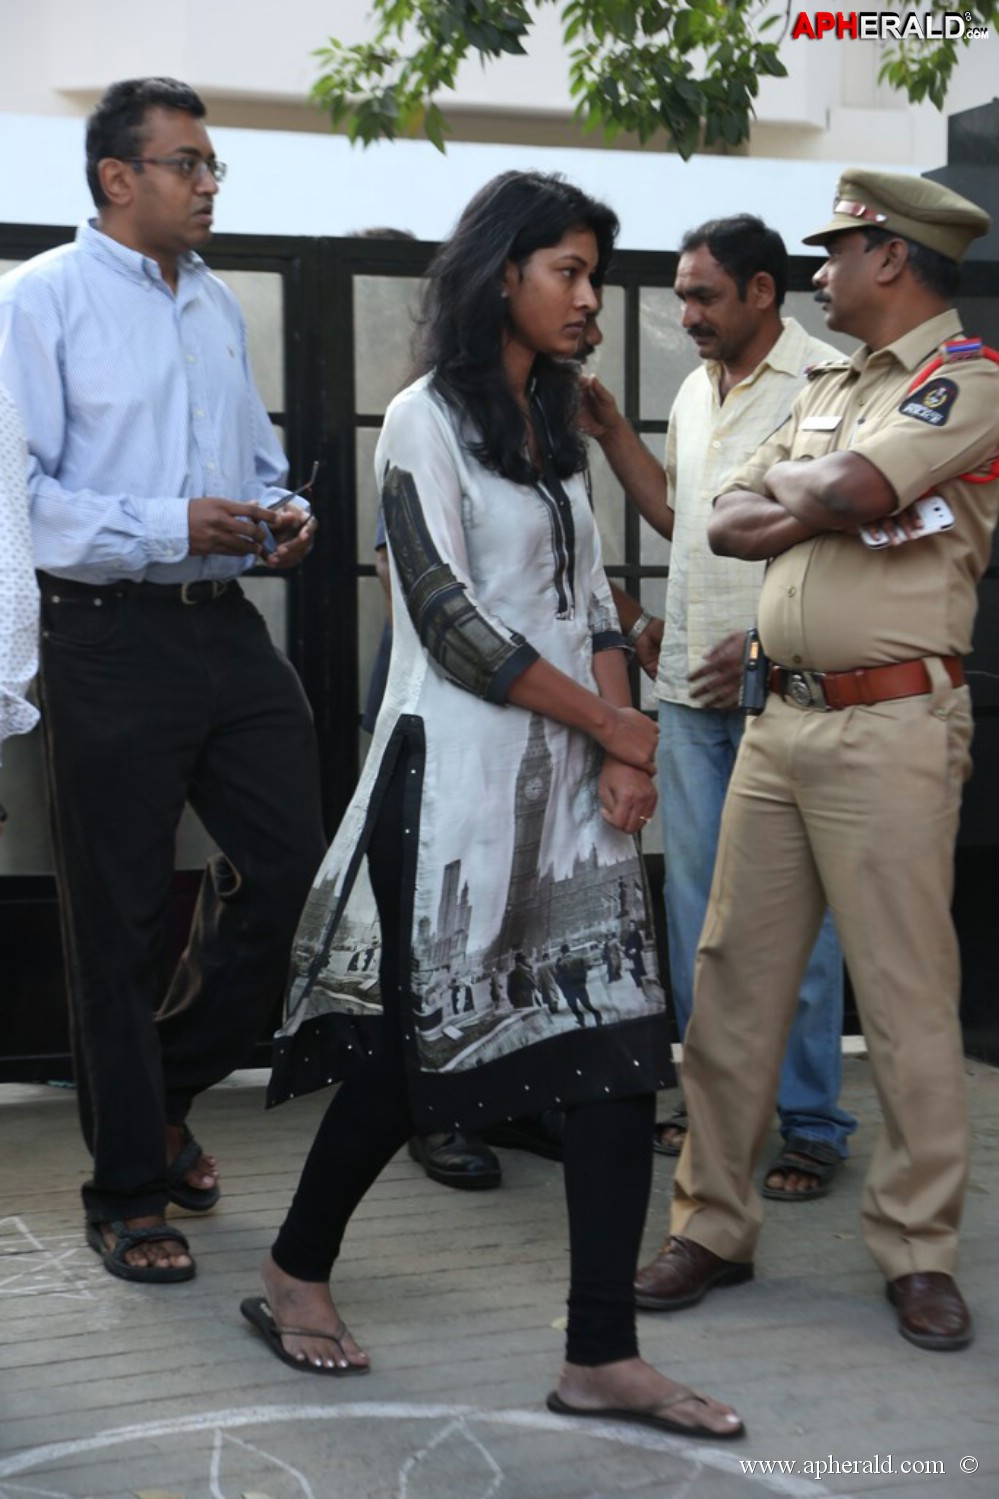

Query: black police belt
(39, 573), (238, 606)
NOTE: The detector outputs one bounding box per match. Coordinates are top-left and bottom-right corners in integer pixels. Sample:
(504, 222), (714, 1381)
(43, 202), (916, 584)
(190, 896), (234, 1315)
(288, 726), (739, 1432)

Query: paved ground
(1, 1051), (996, 1499)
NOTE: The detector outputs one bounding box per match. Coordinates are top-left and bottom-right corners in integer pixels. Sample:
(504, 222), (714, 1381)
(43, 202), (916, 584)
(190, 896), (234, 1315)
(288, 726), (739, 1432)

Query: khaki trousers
(671, 664), (973, 1280)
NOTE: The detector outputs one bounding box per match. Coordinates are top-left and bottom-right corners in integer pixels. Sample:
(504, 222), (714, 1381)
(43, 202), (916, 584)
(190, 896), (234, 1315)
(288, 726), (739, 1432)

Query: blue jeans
(658, 701), (856, 1155)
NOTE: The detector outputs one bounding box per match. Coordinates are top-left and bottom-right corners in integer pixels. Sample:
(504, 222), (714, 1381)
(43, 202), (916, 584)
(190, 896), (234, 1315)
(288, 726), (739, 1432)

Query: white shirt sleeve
(0, 384), (40, 759)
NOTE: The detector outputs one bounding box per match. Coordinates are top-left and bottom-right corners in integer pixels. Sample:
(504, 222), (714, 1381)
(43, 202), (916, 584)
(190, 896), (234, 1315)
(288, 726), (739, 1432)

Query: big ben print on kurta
(497, 713), (552, 958)
(269, 377), (673, 1130)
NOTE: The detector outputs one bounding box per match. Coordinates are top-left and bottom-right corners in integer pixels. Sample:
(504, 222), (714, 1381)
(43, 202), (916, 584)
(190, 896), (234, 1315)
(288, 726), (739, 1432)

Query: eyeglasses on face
(124, 155), (228, 184)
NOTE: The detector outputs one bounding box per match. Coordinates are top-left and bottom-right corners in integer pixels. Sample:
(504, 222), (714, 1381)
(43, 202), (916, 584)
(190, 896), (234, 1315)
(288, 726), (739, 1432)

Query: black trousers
(38, 579), (326, 1222)
(273, 749), (656, 1366)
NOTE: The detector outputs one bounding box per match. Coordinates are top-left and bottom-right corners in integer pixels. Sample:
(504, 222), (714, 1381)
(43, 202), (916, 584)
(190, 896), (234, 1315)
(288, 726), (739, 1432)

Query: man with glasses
(0, 77), (326, 1283)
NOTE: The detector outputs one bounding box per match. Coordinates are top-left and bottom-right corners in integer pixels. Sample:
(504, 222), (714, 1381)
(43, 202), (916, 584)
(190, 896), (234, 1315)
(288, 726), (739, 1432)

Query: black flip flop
(240, 1296), (370, 1376)
(166, 1125), (221, 1212)
(86, 1219), (195, 1283)
(546, 1389), (745, 1441)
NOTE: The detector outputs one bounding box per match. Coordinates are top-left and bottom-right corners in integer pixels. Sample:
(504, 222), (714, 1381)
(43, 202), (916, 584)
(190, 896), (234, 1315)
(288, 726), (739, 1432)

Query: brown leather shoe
(886, 1272), (973, 1351)
(635, 1236), (754, 1312)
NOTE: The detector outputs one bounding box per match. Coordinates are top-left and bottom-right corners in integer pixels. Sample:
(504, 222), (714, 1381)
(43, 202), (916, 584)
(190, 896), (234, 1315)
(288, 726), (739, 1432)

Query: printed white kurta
(270, 377), (672, 1129)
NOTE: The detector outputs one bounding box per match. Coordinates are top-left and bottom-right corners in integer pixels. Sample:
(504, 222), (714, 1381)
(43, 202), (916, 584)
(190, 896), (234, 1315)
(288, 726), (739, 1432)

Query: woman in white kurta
(244, 172), (743, 1441)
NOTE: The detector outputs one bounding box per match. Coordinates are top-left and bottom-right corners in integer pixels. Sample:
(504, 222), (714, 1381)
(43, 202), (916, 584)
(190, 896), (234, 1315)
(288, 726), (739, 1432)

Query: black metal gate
(2, 226), (998, 1077)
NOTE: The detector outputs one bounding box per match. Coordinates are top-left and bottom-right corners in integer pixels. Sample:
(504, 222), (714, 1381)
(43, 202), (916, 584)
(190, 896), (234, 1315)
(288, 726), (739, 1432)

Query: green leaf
(757, 49), (787, 79)
(309, 0), (981, 155)
(424, 101), (450, 150)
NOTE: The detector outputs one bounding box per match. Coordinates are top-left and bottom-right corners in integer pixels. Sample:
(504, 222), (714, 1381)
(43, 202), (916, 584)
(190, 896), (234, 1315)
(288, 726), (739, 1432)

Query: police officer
(635, 170), (998, 1351)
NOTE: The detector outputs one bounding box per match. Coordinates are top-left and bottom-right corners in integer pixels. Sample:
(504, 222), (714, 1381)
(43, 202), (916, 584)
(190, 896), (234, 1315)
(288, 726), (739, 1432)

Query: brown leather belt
(770, 656), (964, 711)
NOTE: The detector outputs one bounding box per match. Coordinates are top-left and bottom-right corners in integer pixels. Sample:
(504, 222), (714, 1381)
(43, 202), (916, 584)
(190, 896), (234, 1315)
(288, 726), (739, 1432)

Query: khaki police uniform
(670, 300), (999, 1280)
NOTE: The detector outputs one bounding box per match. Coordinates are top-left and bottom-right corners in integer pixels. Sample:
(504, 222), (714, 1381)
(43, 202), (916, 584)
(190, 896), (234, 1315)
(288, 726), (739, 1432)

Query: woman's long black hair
(414, 171), (619, 484)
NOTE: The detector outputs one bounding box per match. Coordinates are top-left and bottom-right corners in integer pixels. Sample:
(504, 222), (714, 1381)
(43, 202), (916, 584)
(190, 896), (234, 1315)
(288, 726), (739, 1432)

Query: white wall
(754, 29), (999, 162)
(4, 0), (575, 117)
(1, 112), (924, 255)
(1, 0), (996, 165)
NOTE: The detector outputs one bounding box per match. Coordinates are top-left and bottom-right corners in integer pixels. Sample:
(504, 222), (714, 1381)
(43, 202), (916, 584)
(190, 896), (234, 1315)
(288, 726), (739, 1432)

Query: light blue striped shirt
(0, 221), (289, 584)
(0, 384), (39, 756)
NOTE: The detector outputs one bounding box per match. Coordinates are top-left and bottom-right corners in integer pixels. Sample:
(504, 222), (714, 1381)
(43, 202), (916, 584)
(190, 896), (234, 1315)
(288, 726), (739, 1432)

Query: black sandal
(86, 1219), (195, 1283)
(762, 1134), (842, 1202)
(166, 1124), (221, 1211)
(653, 1103), (688, 1157)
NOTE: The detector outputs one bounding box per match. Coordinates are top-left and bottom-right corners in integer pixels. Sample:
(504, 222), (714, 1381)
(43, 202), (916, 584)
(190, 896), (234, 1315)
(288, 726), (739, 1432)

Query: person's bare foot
(556, 1357), (743, 1438)
(652, 1102), (688, 1157)
(764, 1154), (822, 1195)
(653, 1120), (687, 1153)
(762, 1139), (841, 1201)
(259, 1251), (370, 1372)
(166, 1123), (219, 1197)
(94, 1216), (194, 1273)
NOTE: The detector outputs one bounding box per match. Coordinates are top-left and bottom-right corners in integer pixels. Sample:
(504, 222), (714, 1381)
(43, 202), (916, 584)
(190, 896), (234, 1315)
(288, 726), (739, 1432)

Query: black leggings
(272, 752), (656, 1366)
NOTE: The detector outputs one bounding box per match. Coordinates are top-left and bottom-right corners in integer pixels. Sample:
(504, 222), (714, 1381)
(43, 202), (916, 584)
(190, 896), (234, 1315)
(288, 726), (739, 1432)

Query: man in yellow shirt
(585, 217), (855, 1198)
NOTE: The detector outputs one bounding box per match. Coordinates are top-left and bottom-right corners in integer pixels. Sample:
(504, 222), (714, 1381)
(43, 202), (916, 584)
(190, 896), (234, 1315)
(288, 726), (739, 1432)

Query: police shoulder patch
(899, 376), (959, 427)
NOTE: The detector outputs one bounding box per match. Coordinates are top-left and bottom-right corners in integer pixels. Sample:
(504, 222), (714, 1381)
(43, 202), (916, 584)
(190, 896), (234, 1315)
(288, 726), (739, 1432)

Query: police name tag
(800, 415), (842, 431)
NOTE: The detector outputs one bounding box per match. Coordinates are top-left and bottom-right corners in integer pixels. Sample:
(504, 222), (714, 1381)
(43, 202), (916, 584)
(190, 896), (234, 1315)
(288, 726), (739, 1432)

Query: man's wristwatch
(626, 609), (654, 644)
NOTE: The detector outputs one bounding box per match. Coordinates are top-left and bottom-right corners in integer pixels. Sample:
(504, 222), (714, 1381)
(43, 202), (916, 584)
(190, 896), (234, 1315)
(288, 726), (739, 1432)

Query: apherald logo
(791, 11), (984, 39)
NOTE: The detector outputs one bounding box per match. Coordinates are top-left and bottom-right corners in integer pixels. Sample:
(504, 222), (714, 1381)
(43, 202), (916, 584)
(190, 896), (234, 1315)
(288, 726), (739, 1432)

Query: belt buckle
(180, 580), (226, 605)
(785, 670), (828, 710)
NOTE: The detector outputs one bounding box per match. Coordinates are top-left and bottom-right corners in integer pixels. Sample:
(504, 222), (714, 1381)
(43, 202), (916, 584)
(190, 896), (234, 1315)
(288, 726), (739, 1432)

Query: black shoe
(408, 1131), (502, 1190)
(483, 1109), (565, 1162)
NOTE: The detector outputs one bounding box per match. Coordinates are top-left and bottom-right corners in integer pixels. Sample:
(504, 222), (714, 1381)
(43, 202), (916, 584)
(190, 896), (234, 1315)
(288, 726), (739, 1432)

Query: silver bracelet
(626, 608), (654, 644)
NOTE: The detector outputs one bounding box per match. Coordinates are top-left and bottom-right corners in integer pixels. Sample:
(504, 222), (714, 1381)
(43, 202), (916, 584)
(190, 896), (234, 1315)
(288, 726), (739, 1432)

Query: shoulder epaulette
(803, 359), (850, 380)
(909, 337), (999, 394)
(939, 337), (984, 363)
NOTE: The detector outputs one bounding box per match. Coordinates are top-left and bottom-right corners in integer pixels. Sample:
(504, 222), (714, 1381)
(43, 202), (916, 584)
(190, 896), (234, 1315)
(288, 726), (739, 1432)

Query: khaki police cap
(803, 168), (990, 262)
